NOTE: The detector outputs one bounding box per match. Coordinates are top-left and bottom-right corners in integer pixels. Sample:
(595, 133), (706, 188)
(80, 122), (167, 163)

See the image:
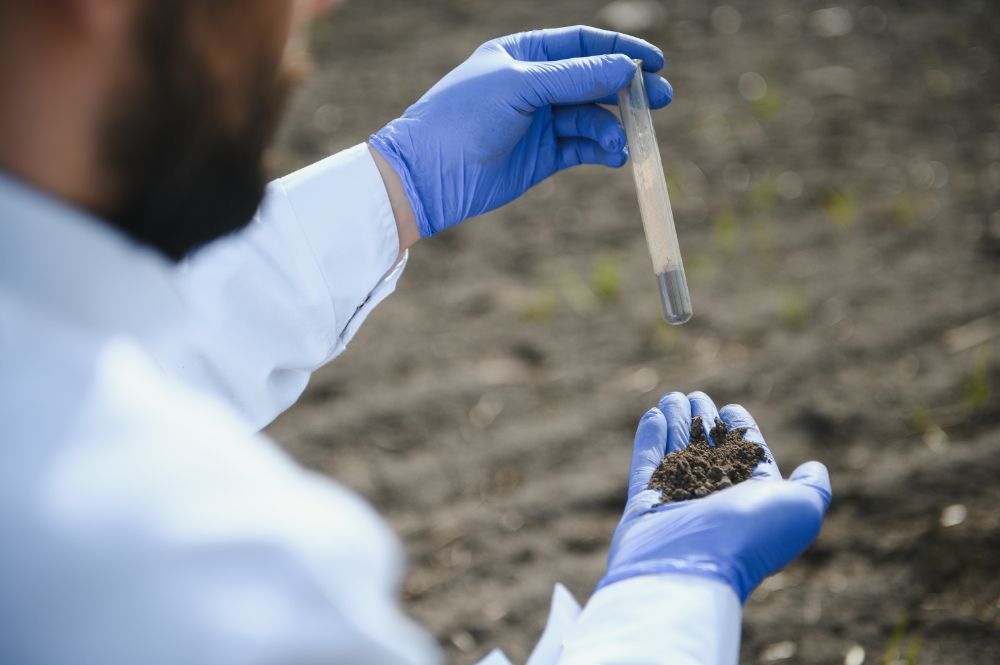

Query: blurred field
(267, 1), (1000, 663)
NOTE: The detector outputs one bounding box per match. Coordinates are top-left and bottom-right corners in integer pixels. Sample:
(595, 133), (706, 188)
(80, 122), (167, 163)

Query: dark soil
(270, 2), (1000, 663)
(649, 416), (767, 503)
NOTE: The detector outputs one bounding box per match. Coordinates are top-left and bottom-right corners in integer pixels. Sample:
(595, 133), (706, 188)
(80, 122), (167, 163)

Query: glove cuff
(368, 132), (434, 238)
(596, 558), (749, 603)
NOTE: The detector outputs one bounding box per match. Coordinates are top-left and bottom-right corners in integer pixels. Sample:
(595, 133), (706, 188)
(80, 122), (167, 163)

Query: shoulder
(1, 313), (403, 595)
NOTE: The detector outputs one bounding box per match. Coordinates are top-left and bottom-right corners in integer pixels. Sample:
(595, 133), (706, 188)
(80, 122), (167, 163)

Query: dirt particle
(649, 416), (768, 504)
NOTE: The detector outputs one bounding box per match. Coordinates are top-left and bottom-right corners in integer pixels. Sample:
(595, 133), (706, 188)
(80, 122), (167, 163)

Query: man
(0, 1), (832, 663)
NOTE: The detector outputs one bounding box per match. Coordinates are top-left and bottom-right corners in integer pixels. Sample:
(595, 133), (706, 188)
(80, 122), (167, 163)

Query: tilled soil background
(267, 1), (1000, 663)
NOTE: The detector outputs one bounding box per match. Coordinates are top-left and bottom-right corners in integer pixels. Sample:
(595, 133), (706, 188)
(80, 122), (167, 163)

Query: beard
(101, 2), (299, 262)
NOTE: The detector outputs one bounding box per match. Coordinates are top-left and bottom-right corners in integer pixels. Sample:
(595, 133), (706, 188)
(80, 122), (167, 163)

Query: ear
(53, 0), (134, 38)
(308, 0), (341, 18)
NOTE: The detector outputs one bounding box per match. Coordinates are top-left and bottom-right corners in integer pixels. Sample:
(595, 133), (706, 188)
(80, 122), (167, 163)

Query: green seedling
(557, 268), (597, 314)
(749, 178), (779, 214)
(779, 288), (808, 330)
(519, 288), (558, 322)
(591, 255), (622, 303)
(751, 86), (784, 122)
(711, 208), (739, 253)
(822, 189), (857, 231)
(890, 192), (916, 227)
(880, 614), (924, 665)
(911, 401), (934, 434)
(881, 615), (910, 665)
(965, 348), (993, 414)
(904, 635), (923, 665)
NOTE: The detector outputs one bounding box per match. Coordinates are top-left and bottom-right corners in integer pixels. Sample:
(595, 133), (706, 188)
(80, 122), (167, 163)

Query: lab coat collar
(0, 170), (186, 338)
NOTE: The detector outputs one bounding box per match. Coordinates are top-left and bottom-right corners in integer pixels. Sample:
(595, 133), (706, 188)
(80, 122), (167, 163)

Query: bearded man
(0, 2), (831, 664)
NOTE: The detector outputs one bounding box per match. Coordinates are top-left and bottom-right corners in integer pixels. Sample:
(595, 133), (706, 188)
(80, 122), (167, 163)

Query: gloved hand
(599, 391), (832, 603)
(370, 26), (673, 237)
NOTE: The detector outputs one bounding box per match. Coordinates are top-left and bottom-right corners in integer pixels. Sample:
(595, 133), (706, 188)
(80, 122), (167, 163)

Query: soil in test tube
(656, 269), (692, 324)
(648, 416), (768, 504)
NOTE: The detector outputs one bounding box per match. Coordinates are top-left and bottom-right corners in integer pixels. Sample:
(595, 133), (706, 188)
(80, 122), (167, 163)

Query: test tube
(618, 61), (692, 325)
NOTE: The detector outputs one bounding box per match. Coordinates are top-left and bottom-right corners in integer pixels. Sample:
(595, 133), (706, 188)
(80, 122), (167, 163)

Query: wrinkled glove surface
(599, 391), (833, 603)
(371, 25), (673, 237)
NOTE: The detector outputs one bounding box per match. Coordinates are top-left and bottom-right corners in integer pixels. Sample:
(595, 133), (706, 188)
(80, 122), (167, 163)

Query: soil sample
(648, 416), (769, 504)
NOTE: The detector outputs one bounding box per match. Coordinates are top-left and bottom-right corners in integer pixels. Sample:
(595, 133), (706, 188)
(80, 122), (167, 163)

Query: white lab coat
(0, 145), (740, 665)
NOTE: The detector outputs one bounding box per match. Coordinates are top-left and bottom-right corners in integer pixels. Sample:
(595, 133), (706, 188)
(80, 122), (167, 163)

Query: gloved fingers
(553, 104), (626, 152)
(718, 403), (764, 444)
(627, 407), (668, 499)
(658, 391), (692, 454)
(621, 488), (664, 522)
(687, 391), (720, 445)
(556, 138), (628, 170)
(522, 55), (637, 107)
(719, 403), (782, 479)
(595, 72), (674, 109)
(507, 25), (665, 72)
(789, 461), (833, 512)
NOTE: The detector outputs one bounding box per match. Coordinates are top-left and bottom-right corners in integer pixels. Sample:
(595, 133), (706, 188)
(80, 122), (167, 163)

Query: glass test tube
(618, 61), (693, 325)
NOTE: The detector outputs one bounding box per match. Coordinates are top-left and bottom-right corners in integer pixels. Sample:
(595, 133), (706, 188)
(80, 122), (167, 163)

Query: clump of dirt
(649, 416), (768, 503)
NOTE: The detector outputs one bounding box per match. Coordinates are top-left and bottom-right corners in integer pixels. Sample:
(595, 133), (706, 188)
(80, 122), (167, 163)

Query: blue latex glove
(599, 391), (832, 603)
(370, 26), (673, 237)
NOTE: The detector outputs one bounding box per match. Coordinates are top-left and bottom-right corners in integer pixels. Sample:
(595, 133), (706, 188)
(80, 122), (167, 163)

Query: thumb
(628, 407), (667, 500)
(522, 54), (637, 107)
(789, 461), (833, 512)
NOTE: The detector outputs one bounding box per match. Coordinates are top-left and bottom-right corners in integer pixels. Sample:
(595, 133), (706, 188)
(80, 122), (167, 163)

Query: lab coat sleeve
(471, 575), (739, 665)
(166, 144), (403, 431)
(553, 575), (742, 665)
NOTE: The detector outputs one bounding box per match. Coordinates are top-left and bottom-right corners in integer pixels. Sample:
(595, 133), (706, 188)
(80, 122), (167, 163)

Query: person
(0, 1), (832, 663)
